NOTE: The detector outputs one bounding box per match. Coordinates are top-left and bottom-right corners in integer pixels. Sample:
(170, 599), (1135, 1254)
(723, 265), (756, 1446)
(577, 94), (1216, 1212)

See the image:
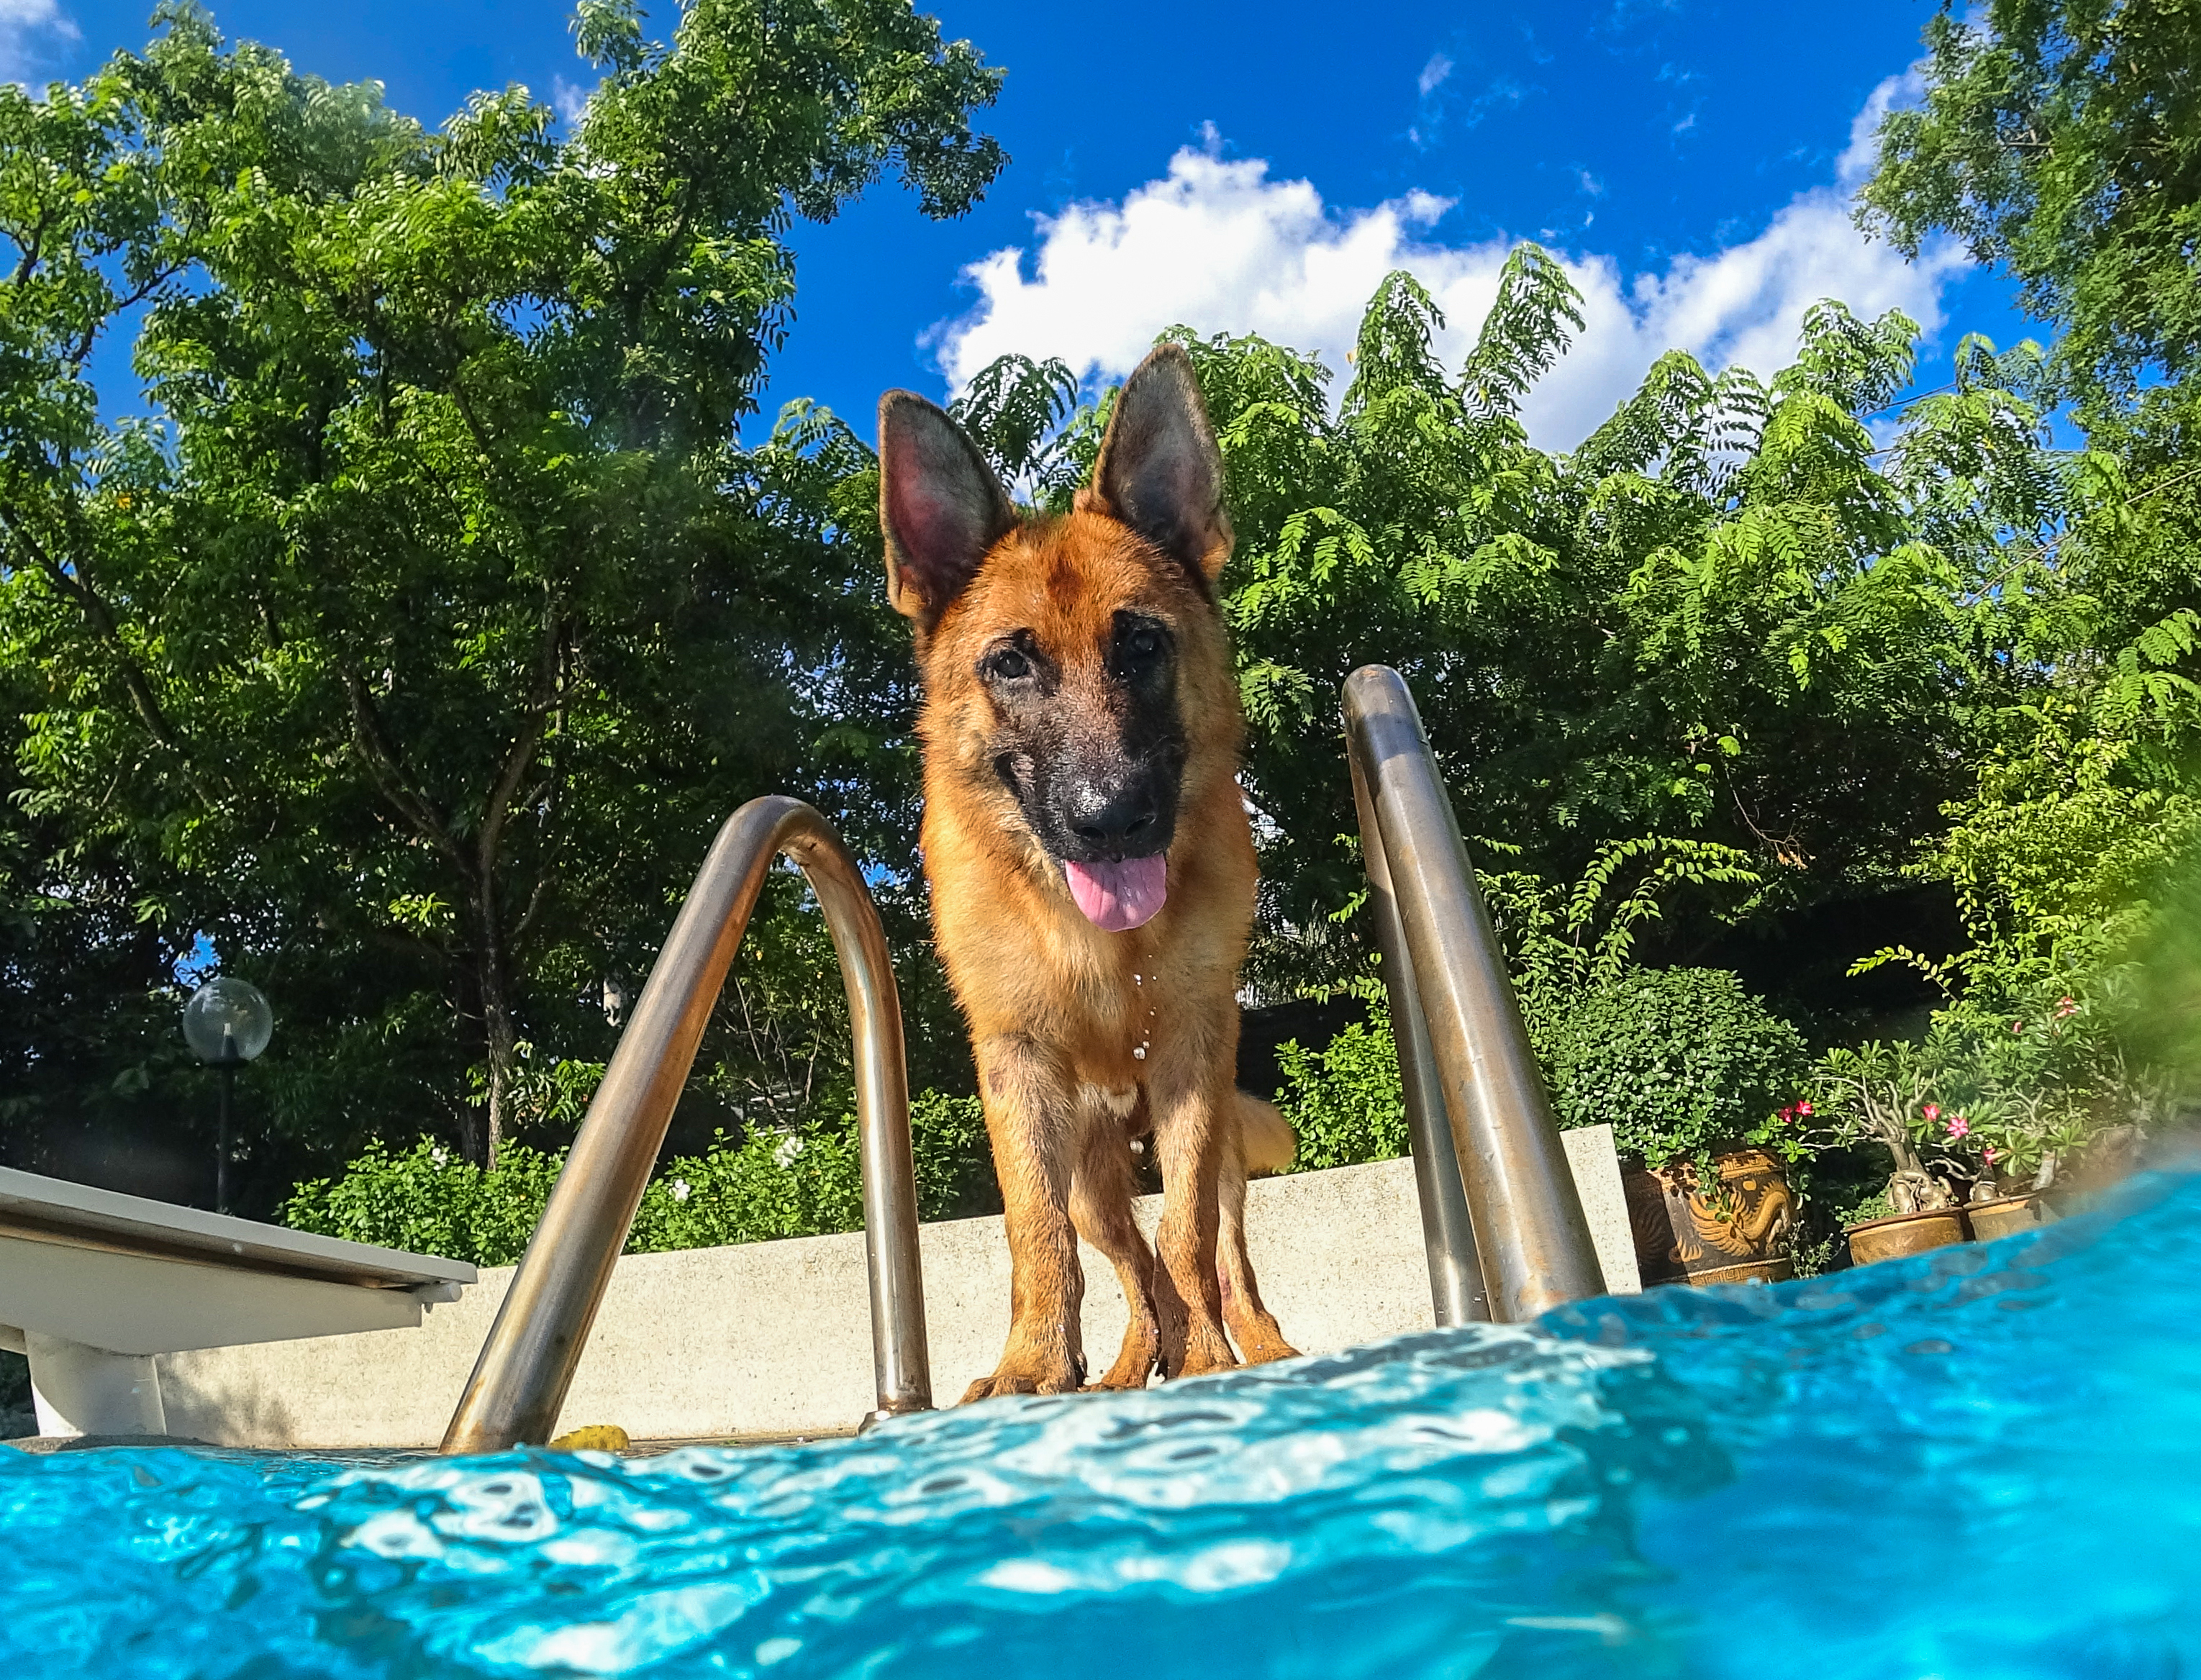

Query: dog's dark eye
(986, 648), (1031, 682)
(1120, 622), (1166, 664)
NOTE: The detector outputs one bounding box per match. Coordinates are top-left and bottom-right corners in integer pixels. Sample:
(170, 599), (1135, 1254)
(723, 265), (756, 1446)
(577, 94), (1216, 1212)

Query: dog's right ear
(879, 391), (1017, 624)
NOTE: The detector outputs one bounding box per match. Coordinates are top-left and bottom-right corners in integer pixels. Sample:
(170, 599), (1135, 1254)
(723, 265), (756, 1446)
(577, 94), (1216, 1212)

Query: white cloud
(1, 0), (77, 86)
(931, 86), (1967, 451)
(551, 75), (595, 127)
(1838, 69), (1925, 189)
(1417, 53), (1453, 98)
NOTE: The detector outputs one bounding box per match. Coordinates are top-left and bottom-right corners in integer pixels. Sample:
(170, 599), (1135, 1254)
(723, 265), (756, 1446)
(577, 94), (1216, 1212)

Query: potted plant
(1537, 967), (1814, 1286)
(1921, 994), (2120, 1233)
(1812, 1039), (1972, 1263)
(1811, 991), (2125, 1261)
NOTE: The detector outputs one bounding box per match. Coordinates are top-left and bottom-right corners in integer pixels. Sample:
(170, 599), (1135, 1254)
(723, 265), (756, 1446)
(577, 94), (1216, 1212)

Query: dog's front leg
(1219, 1112), (1298, 1364)
(965, 1032), (1086, 1401)
(1070, 1108), (1161, 1389)
(1147, 1063), (1239, 1381)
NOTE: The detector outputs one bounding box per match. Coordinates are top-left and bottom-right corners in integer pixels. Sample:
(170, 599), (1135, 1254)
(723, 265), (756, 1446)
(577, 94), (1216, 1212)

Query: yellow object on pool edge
(547, 1424), (631, 1452)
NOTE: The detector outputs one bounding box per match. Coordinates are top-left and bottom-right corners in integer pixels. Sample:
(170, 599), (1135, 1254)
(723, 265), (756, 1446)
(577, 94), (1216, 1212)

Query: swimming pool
(5, 1168), (2197, 1679)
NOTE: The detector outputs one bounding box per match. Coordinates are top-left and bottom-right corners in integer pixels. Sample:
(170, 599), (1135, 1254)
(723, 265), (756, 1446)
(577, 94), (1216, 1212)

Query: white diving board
(0, 1165), (476, 1440)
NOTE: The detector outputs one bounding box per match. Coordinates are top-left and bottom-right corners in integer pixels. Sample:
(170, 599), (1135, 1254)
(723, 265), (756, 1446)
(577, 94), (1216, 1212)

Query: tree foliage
(12, 0), (2201, 1232)
(956, 260), (2197, 1012)
(0, 1), (1001, 1189)
(1860, 0), (2201, 412)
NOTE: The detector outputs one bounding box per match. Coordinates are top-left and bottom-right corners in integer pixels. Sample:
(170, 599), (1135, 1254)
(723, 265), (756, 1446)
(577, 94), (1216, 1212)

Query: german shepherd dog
(879, 345), (1299, 1399)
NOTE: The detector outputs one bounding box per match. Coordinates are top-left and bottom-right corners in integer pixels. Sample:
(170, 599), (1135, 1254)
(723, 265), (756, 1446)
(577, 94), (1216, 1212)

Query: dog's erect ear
(1084, 343), (1233, 587)
(879, 391), (1017, 623)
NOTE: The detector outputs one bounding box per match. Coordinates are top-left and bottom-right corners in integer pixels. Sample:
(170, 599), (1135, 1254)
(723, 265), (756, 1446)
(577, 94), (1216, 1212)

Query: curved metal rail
(1343, 666), (1603, 1323)
(442, 796), (929, 1453)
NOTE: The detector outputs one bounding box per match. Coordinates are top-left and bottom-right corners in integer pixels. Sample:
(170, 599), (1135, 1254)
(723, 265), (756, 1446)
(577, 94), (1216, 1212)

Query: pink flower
(2011, 1020), (2026, 1034)
(1797, 1101), (1812, 1117)
(1946, 1114), (1971, 1140)
(2054, 996), (2078, 1020)
(1923, 1102), (1941, 1123)
(1984, 1145), (2000, 1166)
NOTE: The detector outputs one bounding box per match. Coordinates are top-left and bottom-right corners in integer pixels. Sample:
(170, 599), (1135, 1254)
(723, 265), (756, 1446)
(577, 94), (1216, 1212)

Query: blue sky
(8, 0), (2034, 447)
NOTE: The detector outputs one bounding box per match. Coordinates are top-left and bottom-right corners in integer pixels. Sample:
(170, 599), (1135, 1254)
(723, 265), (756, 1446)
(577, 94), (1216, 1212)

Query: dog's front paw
(1083, 1315), (1158, 1392)
(1172, 1344), (1239, 1379)
(1232, 1327), (1300, 1364)
(961, 1350), (1084, 1402)
(1158, 1323), (1239, 1381)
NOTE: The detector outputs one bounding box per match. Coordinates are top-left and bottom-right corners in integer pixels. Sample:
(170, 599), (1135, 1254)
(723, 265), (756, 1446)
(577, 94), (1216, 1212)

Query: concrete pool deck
(138, 1133), (1638, 1450)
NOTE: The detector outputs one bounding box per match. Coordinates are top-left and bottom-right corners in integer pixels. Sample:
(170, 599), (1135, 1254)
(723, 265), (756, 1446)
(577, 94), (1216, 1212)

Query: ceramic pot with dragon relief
(1623, 1148), (1797, 1287)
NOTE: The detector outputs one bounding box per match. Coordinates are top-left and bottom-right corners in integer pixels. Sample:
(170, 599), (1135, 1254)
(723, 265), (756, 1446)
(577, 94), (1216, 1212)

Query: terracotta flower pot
(1965, 1194), (2045, 1242)
(1624, 1149), (1796, 1287)
(1846, 1207), (1967, 1266)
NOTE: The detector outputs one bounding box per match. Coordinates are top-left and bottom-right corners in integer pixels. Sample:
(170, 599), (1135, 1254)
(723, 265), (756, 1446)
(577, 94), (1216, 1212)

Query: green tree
(957, 265), (2125, 1005)
(1859, 0), (2201, 415)
(0, 1), (1002, 1179)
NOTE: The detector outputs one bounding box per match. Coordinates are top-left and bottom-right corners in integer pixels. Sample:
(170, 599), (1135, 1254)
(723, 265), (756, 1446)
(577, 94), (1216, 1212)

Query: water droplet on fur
(1133, 1045), (1147, 1061)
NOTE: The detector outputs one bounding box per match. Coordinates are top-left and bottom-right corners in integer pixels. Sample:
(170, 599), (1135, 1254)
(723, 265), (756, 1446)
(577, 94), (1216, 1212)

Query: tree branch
(477, 607), (566, 876)
(1, 504), (220, 810)
(342, 671), (471, 871)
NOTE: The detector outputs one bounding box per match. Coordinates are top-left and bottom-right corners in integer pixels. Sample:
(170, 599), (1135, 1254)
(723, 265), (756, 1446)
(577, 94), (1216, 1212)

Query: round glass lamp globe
(183, 978), (273, 1065)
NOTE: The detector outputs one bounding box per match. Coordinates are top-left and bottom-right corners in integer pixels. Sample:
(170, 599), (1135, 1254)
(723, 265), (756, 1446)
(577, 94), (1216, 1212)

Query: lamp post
(182, 978), (272, 1214)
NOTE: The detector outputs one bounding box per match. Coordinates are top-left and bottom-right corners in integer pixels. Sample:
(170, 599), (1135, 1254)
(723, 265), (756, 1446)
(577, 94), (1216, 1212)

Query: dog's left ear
(879, 390), (1018, 624)
(1084, 343), (1233, 588)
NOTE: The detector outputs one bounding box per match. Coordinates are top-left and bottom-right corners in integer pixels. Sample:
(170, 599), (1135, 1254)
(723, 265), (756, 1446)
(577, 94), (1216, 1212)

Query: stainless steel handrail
(1342, 666), (1603, 1322)
(441, 796), (930, 1453)
(1348, 737), (1489, 1327)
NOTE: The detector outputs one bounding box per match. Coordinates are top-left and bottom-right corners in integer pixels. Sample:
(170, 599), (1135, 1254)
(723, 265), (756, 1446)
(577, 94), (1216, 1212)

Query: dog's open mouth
(1063, 855), (1168, 932)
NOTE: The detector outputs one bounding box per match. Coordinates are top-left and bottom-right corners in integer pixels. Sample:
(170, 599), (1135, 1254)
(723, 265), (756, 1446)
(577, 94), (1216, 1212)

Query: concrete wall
(160, 1130), (1639, 1448)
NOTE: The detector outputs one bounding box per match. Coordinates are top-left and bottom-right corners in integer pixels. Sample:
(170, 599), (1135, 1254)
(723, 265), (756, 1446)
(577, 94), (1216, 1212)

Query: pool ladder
(443, 668), (1598, 1453)
(442, 798), (930, 1453)
(1343, 666), (1602, 1325)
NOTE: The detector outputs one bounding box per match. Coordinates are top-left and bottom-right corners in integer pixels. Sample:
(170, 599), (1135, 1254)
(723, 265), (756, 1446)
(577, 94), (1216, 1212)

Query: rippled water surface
(6, 1170), (2199, 1678)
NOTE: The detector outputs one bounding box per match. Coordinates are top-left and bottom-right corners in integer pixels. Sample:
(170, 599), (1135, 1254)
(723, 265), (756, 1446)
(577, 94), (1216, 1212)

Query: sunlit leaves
(1861, 0), (2201, 412)
(0, 0), (1005, 1173)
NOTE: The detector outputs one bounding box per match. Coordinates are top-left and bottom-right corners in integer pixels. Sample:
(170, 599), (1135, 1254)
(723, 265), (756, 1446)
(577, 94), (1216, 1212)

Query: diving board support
(24, 1333), (165, 1438)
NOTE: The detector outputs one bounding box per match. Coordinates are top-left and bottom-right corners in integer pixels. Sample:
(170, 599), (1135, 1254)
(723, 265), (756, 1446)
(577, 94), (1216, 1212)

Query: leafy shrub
(1272, 968), (1811, 1180)
(1536, 966), (1812, 1174)
(1274, 1012), (1407, 1172)
(282, 1091), (997, 1266)
(281, 1138), (569, 1268)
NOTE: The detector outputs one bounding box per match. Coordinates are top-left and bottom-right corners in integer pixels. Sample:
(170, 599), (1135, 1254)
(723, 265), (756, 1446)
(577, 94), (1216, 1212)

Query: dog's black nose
(1063, 776), (1161, 856)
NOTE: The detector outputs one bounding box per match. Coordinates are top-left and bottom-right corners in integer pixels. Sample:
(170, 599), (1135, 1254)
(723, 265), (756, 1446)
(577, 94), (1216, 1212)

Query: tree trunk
(468, 889), (519, 1171)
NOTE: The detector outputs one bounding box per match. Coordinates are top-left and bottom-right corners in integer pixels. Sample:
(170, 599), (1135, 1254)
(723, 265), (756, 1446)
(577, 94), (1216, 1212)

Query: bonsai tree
(1812, 989), (2141, 1214)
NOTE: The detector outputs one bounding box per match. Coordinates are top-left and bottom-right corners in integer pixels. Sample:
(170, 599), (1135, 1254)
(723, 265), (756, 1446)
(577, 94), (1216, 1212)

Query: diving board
(0, 1166), (475, 1440)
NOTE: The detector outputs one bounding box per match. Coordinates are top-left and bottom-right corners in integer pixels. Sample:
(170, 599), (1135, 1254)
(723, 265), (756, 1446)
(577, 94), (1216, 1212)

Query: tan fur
(1238, 1094), (1297, 1179)
(884, 350), (1297, 1398)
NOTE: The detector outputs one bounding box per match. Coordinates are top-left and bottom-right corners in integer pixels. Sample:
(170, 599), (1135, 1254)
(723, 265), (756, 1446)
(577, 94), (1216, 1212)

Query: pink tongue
(1063, 855), (1168, 932)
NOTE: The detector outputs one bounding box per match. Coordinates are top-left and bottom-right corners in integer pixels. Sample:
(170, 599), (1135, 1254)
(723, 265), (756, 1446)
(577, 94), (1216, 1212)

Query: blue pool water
(6, 1171), (2200, 1679)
